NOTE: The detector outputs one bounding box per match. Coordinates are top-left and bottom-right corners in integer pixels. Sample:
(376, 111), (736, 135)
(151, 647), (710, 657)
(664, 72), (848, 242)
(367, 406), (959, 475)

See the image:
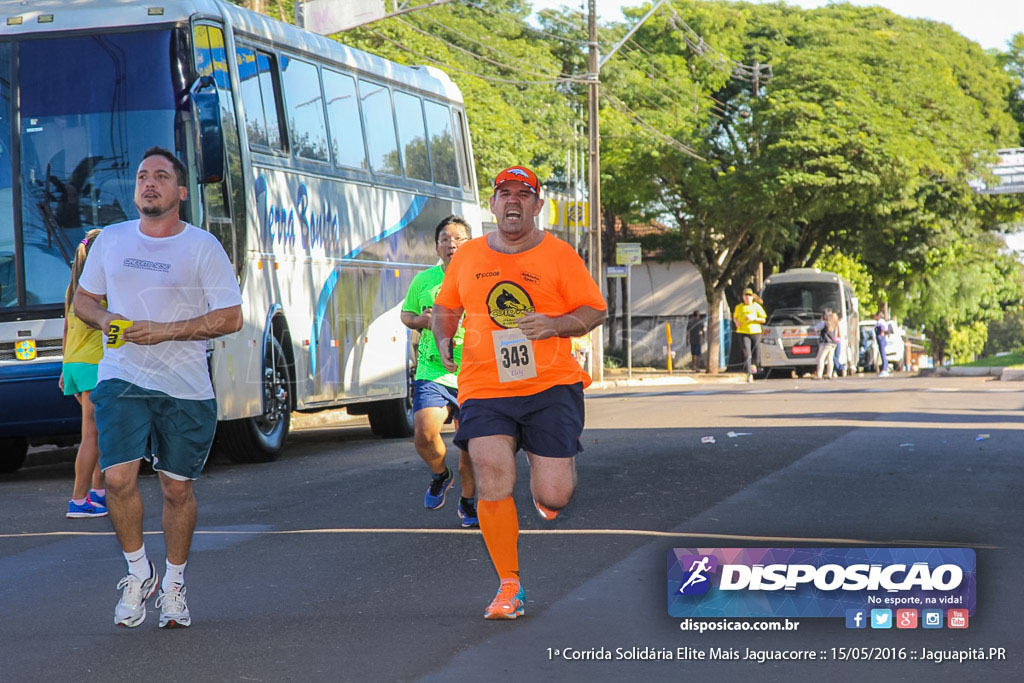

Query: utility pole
(585, 0), (667, 382)
(588, 0), (604, 381)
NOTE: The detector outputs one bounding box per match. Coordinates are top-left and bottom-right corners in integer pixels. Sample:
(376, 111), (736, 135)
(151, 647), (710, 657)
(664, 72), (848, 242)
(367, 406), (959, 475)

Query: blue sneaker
(458, 497), (479, 528)
(88, 490), (107, 508)
(424, 467), (454, 509)
(67, 498), (108, 518)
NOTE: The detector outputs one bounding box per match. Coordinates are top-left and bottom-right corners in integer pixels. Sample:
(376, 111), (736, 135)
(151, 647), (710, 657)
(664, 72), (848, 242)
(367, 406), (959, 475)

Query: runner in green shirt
(401, 215), (476, 526)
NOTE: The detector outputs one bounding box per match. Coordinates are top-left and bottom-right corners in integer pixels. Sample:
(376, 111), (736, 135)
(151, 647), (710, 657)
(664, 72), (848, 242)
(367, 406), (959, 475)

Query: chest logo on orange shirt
(486, 281), (535, 328)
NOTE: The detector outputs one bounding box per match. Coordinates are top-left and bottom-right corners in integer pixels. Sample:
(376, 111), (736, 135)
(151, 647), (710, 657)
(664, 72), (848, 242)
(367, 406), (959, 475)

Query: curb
(920, 366), (1004, 378)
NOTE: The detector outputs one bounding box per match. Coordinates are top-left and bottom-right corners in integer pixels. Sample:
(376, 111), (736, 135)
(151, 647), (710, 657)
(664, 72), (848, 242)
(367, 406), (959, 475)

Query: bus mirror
(189, 75), (224, 184)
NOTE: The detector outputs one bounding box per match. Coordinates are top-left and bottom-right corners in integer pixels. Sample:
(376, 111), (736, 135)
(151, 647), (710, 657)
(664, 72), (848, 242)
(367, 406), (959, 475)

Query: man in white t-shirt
(74, 147), (242, 629)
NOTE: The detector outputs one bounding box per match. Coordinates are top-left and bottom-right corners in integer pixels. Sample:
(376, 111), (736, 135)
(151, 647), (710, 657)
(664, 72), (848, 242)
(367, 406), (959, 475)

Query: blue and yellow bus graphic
(15, 339), (36, 361)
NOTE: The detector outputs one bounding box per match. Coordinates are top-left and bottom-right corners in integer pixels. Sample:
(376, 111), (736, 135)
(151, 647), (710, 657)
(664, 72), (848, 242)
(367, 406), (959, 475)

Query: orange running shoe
(533, 497), (559, 521)
(484, 580), (525, 620)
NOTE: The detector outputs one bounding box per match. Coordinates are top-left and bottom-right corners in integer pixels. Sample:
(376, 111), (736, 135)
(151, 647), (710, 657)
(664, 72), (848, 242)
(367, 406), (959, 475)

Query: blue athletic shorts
(62, 362), (98, 395)
(91, 378), (217, 480)
(413, 379), (459, 423)
(453, 382), (585, 458)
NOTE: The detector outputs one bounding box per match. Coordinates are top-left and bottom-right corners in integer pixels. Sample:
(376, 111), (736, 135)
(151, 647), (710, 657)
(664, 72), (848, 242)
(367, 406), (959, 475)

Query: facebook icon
(846, 609), (867, 629)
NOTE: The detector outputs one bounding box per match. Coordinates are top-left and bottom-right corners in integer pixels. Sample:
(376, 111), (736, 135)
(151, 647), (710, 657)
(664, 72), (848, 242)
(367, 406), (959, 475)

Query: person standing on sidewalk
(432, 165), (606, 620)
(61, 229), (107, 519)
(74, 147), (242, 629)
(732, 288), (766, 382)
(874, 311), (891, 376)
(400, 215), (477, 527)
(815, 310), (839, 379)
(686, 311), (706, 372)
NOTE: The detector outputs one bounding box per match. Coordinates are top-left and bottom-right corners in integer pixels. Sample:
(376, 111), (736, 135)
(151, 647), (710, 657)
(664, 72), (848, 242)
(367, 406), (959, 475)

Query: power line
(367, 29), (575, 85)
(393, 16), (567, 80)
(602, 91), (705, 161)
(458, 0), (589, 46)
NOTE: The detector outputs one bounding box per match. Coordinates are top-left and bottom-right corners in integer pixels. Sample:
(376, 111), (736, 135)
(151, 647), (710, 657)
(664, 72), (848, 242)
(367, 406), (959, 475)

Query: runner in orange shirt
(432, 165), (606, 619)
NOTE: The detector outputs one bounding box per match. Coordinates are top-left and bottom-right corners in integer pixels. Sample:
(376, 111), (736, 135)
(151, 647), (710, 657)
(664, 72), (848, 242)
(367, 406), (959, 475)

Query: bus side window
(322, 69), (367, 171)
(423, 100), (458, 188)
(393, 91), (430, 182)
(452, 109), (473, 193)
(359, 79), (401, 176)
(280, 55), (329, 163)
(236, 45), (284, 154)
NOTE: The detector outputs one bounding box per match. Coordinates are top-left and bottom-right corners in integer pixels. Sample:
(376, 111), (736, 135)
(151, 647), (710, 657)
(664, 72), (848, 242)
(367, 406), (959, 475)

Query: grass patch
(958, 353), (1024, 367)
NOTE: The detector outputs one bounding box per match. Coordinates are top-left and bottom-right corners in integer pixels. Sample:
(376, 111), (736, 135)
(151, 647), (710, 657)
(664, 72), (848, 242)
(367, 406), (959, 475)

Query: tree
(602, 1), (1024, 371)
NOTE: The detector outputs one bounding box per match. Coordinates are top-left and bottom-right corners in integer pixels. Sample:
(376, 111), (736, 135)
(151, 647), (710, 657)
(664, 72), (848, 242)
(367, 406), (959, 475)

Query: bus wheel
(217, 336), (291, 463)
(367, 356), (415, 438)
(0, 437), (28, 473)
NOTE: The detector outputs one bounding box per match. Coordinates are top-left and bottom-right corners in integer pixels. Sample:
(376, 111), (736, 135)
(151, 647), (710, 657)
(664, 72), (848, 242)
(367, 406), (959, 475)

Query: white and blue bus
(0, 0), (481, 471)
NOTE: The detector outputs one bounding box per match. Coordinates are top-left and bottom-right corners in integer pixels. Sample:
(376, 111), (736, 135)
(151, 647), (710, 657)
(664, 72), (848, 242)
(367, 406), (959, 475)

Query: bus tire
(216, 336), (291, 463)
(367, 347), (415, 438)
(367, 395), (414, 438)
(0, 437), (28, 473)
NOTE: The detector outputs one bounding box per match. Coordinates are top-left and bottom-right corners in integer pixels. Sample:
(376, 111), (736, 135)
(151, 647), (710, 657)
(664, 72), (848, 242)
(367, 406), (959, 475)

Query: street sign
(616, 242), (642, 266)
(606, 265), (627, 278)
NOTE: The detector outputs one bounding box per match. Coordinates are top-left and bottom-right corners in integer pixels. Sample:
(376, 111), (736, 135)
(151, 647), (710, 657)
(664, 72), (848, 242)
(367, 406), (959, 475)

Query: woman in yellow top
(61, 229), (107, 518)
(732, 287), (767, 383)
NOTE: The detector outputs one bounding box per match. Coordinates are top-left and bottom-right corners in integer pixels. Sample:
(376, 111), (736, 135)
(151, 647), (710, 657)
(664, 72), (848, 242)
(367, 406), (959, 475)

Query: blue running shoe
(458, 497), (479, 528)
(88, 490), (107, 508)
(67, 498), (108, 518)
(424, 467), (454, 509)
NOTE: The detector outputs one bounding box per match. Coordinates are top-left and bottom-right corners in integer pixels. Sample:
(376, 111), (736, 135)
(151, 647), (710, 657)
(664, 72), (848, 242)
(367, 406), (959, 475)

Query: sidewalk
(589, 366), (748, 390)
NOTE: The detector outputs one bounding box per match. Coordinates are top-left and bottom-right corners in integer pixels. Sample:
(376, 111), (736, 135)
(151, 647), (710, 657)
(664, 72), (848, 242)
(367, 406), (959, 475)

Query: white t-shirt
(79, 220), (242, 399)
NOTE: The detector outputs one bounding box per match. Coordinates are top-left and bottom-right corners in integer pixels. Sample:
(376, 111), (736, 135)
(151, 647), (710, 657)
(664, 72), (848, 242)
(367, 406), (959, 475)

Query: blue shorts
(62, 363), (98, 395)
(91, 379), (217, 480)
(453, 383), (585, 458)
(413, 379), (459, 423)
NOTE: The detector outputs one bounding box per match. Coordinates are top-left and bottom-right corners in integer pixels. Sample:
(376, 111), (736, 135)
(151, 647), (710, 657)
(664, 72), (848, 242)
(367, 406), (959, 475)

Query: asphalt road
(1, 373), (1021, 682)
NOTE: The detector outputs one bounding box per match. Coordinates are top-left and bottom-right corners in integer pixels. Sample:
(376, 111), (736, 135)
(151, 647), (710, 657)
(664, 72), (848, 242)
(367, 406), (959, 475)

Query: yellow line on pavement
(0, 528), (996, 548)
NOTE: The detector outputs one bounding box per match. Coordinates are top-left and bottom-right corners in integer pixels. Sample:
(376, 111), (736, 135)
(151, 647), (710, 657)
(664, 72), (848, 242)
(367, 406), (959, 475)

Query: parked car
(858, 320), (905, 372)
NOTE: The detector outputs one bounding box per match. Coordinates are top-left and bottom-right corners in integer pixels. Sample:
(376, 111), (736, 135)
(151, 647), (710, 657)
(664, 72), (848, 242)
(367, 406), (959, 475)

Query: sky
(531, 0), (1024, 52)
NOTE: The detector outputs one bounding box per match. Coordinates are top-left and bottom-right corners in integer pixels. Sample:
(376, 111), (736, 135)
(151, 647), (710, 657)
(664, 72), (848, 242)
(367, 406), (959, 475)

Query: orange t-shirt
(435, 232), (606, 401)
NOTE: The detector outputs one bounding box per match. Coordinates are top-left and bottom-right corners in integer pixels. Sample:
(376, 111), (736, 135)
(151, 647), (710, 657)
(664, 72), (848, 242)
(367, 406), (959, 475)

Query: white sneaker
(156, 583), (191, 628)
(114, 561), (159, 627)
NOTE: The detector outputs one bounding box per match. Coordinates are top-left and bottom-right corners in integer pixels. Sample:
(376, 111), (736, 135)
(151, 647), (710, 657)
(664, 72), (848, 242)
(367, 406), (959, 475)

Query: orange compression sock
(477, 497), (520, 581)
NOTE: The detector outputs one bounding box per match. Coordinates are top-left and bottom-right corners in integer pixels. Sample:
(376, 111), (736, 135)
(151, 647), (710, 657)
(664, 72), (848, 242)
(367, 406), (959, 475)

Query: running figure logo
(677, 554), (718, 595)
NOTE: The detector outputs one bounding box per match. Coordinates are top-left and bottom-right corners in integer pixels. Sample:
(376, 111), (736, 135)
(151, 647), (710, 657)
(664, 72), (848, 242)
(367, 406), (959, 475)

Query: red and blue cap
(493, 166), (540, 194)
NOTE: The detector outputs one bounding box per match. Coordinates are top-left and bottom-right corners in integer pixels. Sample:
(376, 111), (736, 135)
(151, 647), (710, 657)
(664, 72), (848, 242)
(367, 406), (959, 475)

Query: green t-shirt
(402, 264), (463, 387)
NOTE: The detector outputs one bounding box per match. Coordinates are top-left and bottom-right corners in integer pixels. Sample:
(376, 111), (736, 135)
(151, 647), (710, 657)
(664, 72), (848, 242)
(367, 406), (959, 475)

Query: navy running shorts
(92, 378), (217, 481)
(412, 379), (459, 424)
(453, 382), (585, 458)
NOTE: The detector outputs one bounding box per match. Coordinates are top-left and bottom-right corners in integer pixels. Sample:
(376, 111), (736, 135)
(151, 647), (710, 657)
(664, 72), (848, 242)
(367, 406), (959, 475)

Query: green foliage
(982, 308), (1024, 355)
(995, 33), (1024, 145)
(812, 248), (875, 315)
(946, 321), (988, 364)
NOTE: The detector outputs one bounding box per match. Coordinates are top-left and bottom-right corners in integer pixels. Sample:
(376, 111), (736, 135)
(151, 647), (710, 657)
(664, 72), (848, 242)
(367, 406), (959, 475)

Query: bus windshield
(762, 281), (841, 325)
(0, 29), (180, 310)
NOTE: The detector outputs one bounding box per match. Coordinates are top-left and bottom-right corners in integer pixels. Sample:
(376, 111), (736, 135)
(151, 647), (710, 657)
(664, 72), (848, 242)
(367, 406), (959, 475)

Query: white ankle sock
(163, 559), (187, 592)
(124, 546), (150, 581)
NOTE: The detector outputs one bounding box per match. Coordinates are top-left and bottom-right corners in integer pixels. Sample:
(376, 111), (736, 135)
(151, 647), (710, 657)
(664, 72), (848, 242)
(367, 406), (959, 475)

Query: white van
(758, 268), (860, 377)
